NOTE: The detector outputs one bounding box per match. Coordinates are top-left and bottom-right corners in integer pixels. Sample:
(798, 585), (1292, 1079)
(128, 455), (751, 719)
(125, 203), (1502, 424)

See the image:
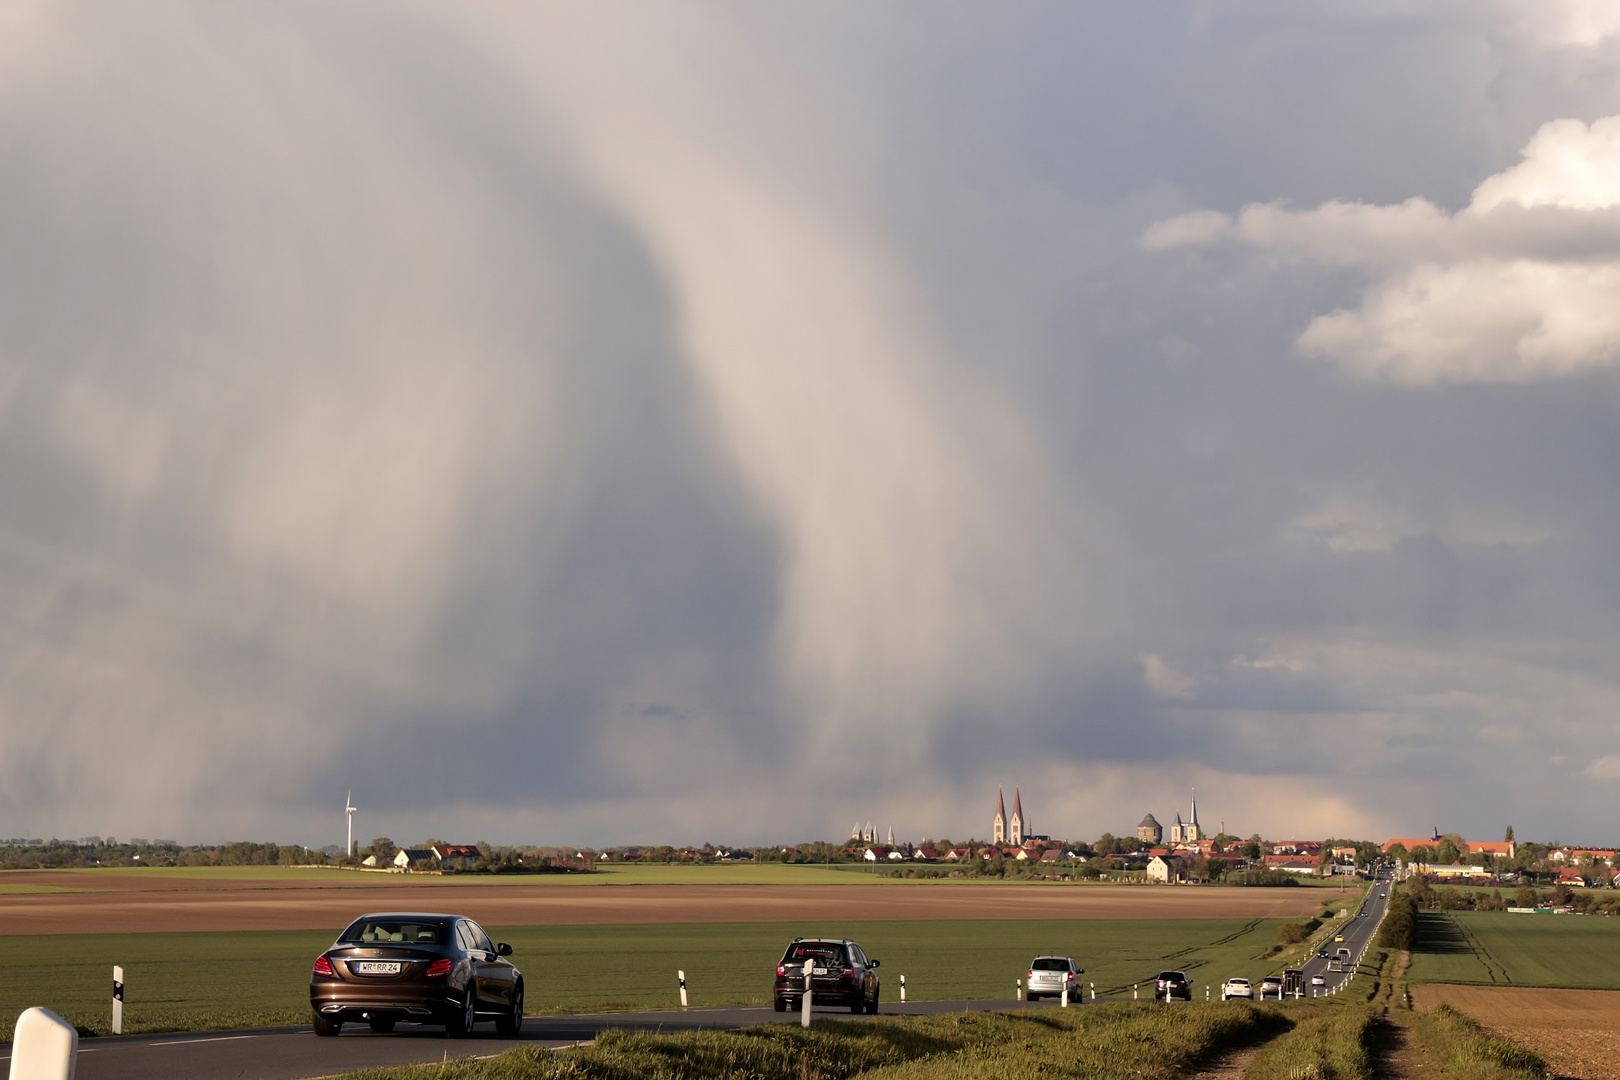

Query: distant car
(1310, 974), (1326, 987)
(1334, 935), (1345, 942)
(773, 939), (881, 1014)
(1316, 950), (1329, 959)
(1221, 978), (1253, 1000)
(1360, 911), (1369, 917)
(1155, 970), (1192, 1001)
(1026, 956), (1083, 1001)
(309, 912), (523, 1037)
(1258, 975), (1285, 1000)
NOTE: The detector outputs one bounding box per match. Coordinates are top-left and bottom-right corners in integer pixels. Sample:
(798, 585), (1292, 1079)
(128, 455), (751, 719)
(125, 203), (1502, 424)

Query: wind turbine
(345, 790), (357, 857)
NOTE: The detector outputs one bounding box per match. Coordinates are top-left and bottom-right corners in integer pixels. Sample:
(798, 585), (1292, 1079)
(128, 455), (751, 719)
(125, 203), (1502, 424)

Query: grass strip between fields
(1408, 1003), (1547, 1080)
(325, 1001), (1289, 1080)
(1245, 1005), (1375, 1080)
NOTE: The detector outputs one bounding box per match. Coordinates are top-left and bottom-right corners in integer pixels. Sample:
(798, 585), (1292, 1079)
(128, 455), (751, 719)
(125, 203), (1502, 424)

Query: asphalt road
(1271, 870), (1392, 999)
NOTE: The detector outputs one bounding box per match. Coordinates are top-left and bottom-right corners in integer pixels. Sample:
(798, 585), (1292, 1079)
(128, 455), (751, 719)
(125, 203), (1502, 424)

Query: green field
(0, 917), (1289, 1036)
(1405, 910), (1620, 989)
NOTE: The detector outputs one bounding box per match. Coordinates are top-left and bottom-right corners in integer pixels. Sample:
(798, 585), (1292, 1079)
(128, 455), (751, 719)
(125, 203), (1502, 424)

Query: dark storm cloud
(2, 1), (1619, 846)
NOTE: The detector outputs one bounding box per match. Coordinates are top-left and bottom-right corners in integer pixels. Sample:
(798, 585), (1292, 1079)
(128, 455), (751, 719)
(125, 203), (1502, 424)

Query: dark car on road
(1154, 970), (1192, 1001)
(309, 913), (523, 1037)
(773, 938), (881, 1014)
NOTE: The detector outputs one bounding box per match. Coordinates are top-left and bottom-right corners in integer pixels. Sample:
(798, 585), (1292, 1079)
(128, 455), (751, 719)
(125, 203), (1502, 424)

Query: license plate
(355, 962), (402, 975)
(811, 966), (828, 975)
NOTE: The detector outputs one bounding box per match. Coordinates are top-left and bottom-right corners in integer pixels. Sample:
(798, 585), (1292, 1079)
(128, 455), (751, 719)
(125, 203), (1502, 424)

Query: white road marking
(146, 1034), (258, 1046)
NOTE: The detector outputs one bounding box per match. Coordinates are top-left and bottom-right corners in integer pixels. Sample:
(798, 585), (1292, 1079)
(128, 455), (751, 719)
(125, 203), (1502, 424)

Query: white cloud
(1585, 755), (1620, 781)
(1147, 116), (1620, 383)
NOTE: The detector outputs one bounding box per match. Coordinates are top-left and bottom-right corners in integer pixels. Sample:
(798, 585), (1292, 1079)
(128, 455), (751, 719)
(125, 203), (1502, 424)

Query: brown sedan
(309, 912), (523, 1036)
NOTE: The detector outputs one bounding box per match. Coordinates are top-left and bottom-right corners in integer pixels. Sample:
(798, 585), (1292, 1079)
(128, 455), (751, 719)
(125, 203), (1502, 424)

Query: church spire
(994, 788), (1007, 844)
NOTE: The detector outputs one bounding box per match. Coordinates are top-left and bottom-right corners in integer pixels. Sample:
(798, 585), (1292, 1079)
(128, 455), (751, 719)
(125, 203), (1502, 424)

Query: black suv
(1155, 970), (1192, 1001)
(773, 938), (881, 1014)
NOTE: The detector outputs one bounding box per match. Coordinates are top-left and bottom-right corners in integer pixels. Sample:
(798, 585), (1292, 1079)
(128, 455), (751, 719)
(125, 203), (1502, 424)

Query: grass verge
(324, 1001), (1287, 1080)
(1409, 1003), (1547, 1080)
(1245, 1005), (1375, 1080)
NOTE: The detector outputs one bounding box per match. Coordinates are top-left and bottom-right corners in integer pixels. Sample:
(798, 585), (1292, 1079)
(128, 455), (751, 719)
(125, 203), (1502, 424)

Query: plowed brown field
(1413, 984), (1620, 1080)
(0, 872), (1324, 935)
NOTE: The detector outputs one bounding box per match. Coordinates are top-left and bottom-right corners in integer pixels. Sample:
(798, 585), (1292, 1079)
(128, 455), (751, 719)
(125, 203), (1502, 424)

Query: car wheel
(868, 986), (880, 1015)
(368, 1017), (396, 1033)
(447, 991), (476, 1038)
(496, 985), (523, 1036)
(311, 1009), (341, 1037)
(773, 995), (787, 1012)
(849, 995), (863, 1014)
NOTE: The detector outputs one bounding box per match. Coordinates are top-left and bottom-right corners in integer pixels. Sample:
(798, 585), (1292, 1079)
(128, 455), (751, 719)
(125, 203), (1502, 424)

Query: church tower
(993, 788), (1007, 845)
(1010, 789), (1025, 846)
(1186, 790), (1202, 842)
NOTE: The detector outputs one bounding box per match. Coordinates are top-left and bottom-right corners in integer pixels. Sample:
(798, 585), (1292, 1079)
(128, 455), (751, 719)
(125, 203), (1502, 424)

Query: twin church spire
(992, 787), (1025, 845)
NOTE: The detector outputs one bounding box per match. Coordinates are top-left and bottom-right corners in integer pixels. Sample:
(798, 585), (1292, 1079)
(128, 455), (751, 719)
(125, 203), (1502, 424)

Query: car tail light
(777, 964), (786, 976)
(1028, 970), (1035, 978)
(312, 955), (334, 977)
(425, 958), (453, 977)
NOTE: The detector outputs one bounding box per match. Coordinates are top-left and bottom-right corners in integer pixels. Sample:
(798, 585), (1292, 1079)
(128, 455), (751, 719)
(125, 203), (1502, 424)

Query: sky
(2, 1), (1620, 849)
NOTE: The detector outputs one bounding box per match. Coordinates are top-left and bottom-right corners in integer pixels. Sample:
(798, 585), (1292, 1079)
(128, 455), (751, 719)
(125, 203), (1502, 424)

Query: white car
(1310, 974), (1326, 987)
(1025, 956), (1083, 1001)
(1221, 977), (1253, 1000)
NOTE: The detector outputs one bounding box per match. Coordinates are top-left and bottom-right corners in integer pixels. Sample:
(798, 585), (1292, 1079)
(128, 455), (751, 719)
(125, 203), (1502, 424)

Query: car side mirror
(869, 959), (880, 968)
(496, 943), (513, 956)
(1076, 968), (1085, 974)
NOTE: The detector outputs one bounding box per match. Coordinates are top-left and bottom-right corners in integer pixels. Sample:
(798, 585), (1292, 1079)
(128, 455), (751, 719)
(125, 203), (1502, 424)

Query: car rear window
(1032, 958), (1069, 971)
(1159, 971), (1185, 980)
(783, 942), (849, 964)
(340, 919), (447, 944)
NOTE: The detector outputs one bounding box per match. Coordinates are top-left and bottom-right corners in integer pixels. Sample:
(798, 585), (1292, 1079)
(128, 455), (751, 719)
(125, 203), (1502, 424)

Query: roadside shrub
(1377, 890), (1417, 951)
(1278, 918), (1322, 944)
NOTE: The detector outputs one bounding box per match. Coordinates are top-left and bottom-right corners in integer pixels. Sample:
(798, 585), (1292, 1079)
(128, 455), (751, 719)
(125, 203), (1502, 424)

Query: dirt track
(1413, 984), (1620, 1080)
(0, 875), (1325, 935)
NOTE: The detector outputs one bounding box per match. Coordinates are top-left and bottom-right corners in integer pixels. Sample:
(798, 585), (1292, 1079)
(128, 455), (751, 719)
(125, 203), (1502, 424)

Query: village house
(432, 844), (480, 870)
(392, 847), (437, 871)
(1147, 854), (1189, 883)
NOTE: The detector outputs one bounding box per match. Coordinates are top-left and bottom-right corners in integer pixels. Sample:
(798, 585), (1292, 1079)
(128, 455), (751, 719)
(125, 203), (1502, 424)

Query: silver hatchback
(1025, 956), (1083, 1001)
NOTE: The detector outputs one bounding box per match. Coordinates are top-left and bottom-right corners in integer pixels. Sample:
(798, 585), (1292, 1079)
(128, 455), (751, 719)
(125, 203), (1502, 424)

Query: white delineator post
(10, 1007), (78, 1080)
(678, 970), (687, 1009)
(801, 966), (813, 1028)
(112, 966), (124, 1035)
(1090, 982), (1095, 1001)
(1016, 979), (1022, 1001)
(1133, 983), (1138, 1000)
(899, 975), (906, 1003)
(1061, 982), (1069, 1008)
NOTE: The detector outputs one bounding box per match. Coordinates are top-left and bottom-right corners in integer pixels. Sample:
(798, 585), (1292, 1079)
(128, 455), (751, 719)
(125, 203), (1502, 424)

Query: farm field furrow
(0, 917), (1288, 1037)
